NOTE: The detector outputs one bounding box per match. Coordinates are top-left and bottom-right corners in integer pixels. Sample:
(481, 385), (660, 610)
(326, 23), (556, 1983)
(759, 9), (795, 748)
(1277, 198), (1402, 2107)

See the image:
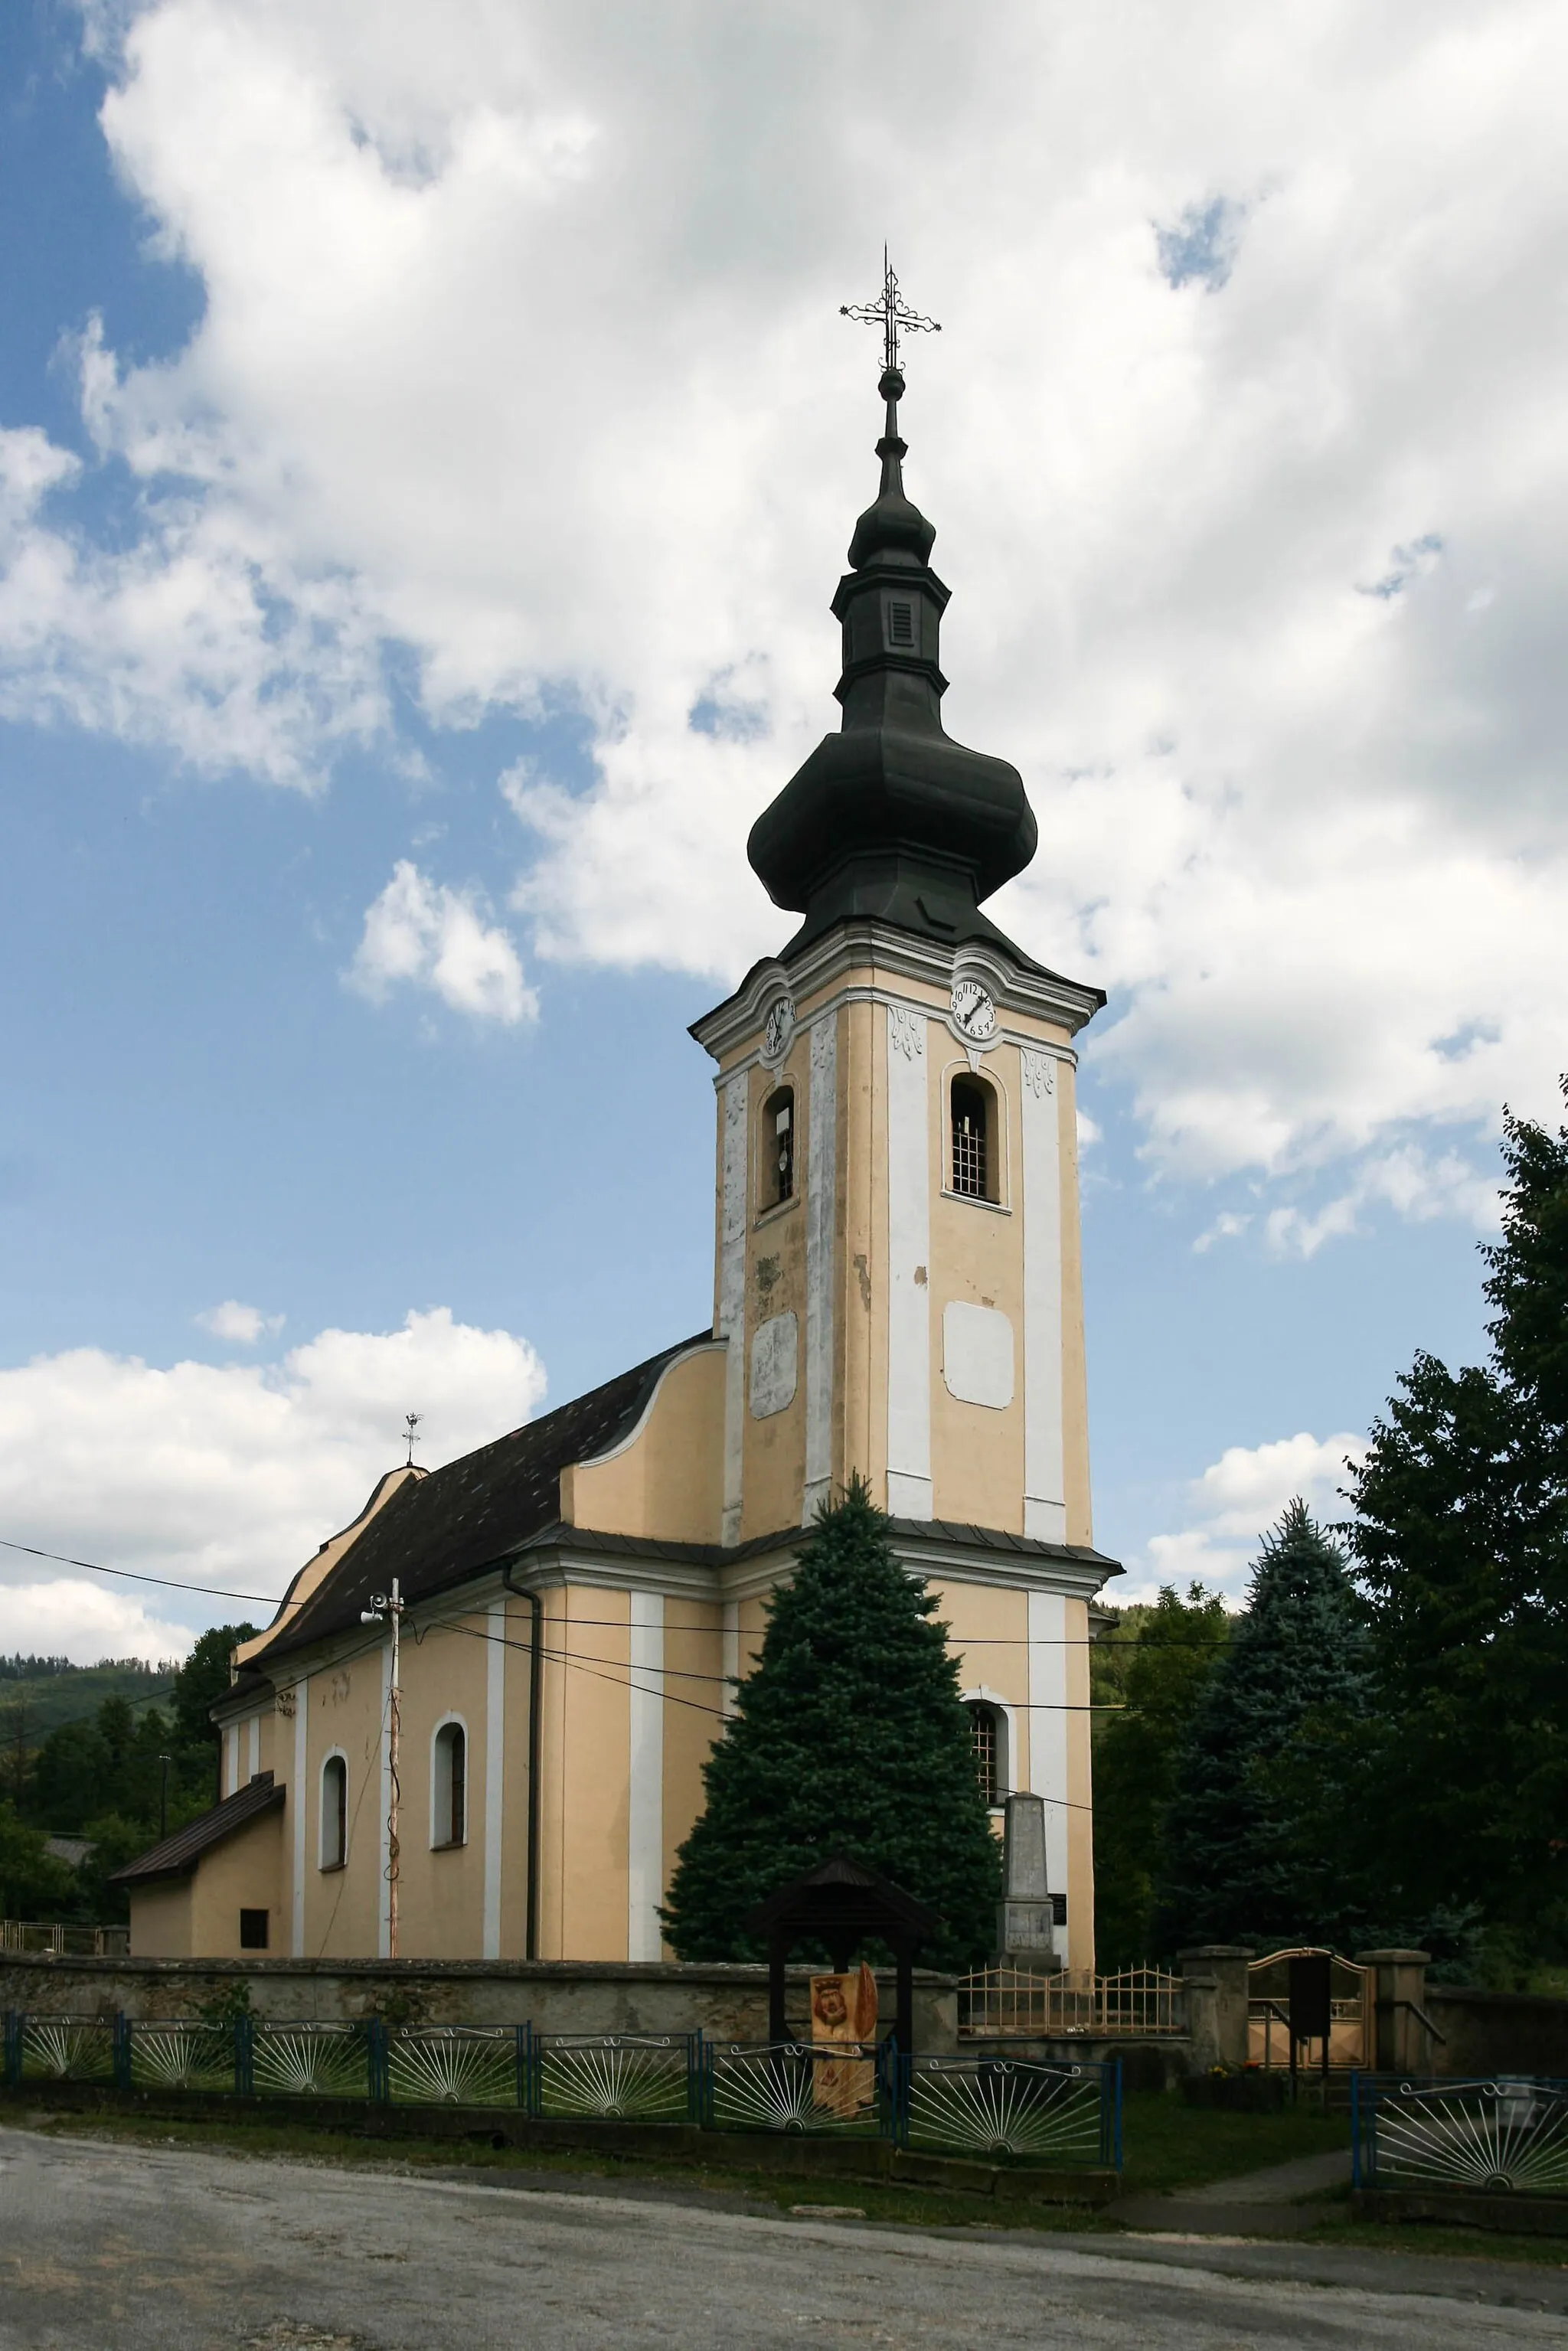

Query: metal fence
(0, 1922), (129, 1958)
(1354, 2075), (1568, 2196)
(959, 1966), (1182, 2039)
(1, 2010), (1119, 2164)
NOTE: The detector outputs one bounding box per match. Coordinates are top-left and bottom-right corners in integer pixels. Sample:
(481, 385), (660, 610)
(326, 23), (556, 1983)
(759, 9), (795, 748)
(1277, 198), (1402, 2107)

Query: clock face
(763, 995), (795, 1060)
(951, 978), (998, 1041)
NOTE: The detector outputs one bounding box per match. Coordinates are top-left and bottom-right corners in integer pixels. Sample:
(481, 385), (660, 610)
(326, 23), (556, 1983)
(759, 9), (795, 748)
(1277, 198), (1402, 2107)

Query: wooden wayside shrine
(743, 1854), (942, 2053)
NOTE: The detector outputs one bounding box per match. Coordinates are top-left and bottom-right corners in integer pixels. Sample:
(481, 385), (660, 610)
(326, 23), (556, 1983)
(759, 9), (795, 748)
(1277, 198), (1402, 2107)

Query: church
(116, 291), (1122, 1972)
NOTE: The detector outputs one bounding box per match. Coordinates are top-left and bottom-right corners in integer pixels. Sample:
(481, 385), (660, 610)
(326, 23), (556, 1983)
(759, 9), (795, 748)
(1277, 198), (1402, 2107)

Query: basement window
(239, 1909), (270, 1951)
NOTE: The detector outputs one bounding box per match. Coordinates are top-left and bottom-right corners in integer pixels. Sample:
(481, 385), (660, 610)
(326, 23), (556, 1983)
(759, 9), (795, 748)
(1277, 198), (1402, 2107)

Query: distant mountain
(0, 1656), (176, 1742)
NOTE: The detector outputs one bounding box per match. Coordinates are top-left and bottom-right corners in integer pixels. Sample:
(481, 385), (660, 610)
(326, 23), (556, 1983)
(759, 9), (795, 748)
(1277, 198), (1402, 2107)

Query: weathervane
(840, 247), (940, 378)
(403, 1412), (421, 1467)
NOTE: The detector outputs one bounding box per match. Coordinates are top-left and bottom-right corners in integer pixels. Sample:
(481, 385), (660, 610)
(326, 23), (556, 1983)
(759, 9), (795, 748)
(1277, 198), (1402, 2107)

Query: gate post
(1178, 1947), (1252, 2071)
(1357, 1949), (1430, 2075)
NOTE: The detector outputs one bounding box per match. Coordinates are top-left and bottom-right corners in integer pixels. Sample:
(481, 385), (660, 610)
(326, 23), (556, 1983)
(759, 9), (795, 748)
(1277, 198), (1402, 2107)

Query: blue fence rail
(2, 2011), (1119, 2164)
(1353, 2074), (1568, 2196)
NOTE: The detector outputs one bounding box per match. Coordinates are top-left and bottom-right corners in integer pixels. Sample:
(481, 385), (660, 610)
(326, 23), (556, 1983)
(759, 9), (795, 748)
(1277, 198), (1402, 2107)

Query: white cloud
(0, 1580), (193, 1668)
(0, 1308), (547, 1647)
(1128, 1429), (1367, 1604)
(0, 0), (1565, 1209)
(348, 860), (536, 1024)
(196, 1300), (284, 1344)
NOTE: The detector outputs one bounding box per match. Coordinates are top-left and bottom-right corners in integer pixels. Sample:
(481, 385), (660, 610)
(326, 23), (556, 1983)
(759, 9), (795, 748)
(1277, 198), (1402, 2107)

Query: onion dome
(748, 364), (1037, 956)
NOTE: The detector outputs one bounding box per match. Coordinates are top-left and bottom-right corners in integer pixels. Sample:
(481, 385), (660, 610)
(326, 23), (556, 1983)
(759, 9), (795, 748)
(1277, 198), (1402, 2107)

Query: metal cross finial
(403, 1412), (421, 1467)
(840, 247), (941, 378)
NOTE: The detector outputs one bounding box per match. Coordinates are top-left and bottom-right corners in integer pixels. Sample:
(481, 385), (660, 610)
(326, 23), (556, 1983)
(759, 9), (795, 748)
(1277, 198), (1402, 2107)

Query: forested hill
(0, 1656), (176, 1742)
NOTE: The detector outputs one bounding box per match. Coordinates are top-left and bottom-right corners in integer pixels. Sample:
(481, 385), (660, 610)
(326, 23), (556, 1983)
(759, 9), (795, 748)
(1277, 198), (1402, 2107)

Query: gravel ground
(2, 2125), (1566, 2349)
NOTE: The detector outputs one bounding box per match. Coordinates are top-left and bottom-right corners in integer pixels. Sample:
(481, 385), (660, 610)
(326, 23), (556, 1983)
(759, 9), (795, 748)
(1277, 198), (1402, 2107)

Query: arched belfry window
(762, 1086), (795, 1210)
(967, 1702), (1008, 1810)
(320, 1753), (348, 1871)
(432, 1720), (467, 1849)
(951, 1075), (998, 1203)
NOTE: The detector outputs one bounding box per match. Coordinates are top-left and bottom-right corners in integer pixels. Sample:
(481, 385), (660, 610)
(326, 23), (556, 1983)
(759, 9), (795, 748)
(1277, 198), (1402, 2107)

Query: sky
(3, 0), (1565, 1662)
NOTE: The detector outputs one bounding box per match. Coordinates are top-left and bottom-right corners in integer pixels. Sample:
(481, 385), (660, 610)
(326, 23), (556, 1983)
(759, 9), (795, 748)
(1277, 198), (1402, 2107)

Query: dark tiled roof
(258, 1333), (713, 1664)
(110, 1772), (284, 1886)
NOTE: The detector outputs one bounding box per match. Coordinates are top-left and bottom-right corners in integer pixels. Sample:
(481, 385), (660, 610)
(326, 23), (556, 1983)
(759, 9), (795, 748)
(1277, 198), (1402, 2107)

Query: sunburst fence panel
(249, 2020), (374, 2100)
(1356, 2075), (1568, 2196)
(387, 2024), (524, 2109)
(703, 2041), (897, 2140)
(904, 2054), (1117, 2164)
(533, 2032), (697, 2123)
(8, 2013), (116, 2085)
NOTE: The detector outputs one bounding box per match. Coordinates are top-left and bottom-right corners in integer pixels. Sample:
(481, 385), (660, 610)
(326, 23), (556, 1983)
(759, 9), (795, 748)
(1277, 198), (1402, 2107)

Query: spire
(747, 264), (1037, 958)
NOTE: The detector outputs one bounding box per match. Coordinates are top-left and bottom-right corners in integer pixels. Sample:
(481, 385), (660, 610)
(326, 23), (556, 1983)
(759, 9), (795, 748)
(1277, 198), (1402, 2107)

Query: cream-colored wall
(544, 1588), (632, 1961)
(660, 1599), (726, 1940)
(561, 1347), (727, 1545)
(128, 1877), (197, 1959)
(395, 1611), (490, 1961)
(297, 1644), (384, 1961)
(738, 1034), (810, 1542)
(191, 1810), (285, 1956)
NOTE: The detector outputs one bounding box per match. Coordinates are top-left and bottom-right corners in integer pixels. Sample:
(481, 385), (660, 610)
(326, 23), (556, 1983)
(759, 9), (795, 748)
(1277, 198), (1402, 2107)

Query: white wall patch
(750, 1309), (799, 1418)
(942, 1301), (1016, 1409)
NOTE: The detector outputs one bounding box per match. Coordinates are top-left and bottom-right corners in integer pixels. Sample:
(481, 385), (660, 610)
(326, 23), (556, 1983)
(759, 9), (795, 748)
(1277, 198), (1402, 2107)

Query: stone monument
(997, 1791), (1057, 1969)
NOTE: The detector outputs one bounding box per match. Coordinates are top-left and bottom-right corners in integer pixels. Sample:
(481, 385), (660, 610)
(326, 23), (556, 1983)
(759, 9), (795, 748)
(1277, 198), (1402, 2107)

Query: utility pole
(361, 1579), (403, 1960)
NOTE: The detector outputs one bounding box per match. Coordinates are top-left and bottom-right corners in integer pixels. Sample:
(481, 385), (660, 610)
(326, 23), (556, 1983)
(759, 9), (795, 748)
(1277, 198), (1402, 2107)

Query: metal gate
(1247, 1948), (1369, 2071)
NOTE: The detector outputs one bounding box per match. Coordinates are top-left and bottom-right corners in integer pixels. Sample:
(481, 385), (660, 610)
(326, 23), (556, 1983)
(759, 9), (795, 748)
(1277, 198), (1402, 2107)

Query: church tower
(152, 283), (1117, 1978)
(691, 346), (1103, 1558)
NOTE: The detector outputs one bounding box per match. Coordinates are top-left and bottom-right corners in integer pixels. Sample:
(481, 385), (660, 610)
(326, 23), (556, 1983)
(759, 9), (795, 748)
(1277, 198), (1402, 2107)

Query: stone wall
(0, 1953), (959, 2053)
(1428, 1985), (1568, 2078)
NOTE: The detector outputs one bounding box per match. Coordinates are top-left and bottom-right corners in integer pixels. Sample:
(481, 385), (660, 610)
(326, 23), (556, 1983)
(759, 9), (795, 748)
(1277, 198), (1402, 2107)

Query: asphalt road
(2, 2126), (1566, 2350)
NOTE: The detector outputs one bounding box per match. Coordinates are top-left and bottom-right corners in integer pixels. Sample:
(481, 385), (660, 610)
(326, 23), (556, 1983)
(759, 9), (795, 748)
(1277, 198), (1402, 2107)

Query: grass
(1116, 2088), (1348, 2197)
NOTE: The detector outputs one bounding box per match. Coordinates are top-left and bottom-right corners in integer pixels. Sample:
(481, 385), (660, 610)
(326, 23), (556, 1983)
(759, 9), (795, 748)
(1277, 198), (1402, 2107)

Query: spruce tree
(1153, 1500), (1370, 1953)
(1345, 1086), (1568, 1958)
(1090, 1584), (1230, 1967)
(661, 1478), (1002, 1969)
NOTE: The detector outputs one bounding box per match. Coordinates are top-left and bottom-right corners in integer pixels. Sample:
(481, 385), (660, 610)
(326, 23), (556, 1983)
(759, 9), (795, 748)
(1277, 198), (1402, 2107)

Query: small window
(239, 1908), (270, 1951)
(968, 1703), (1006, 1809)
(951, 1075), (996, 1202)
(320, 1753), (348, 1870)
(763, 1086), (794, 1209)
(433, 1720), (467, 1849)
(886, 597), (916, 648)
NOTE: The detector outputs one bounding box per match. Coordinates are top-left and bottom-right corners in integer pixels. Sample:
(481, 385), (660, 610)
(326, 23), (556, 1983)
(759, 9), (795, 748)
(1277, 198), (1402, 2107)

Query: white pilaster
(378, 1638), (393, 1960)
(628, 1592), (665, 1961)
(1021, 1050), (1067, 1544)
(483, 1597), (506, 1959)
(717, 1072), (749, 1546)
(247, 1715), (260, 1782)
(290, 1680), (308, 1958)
(223, 1723), (239, 1799)
(885, 1002), (932, 1518)
(803, 1011), (838, 1519)
(1028, 1589), (1070, 1963)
